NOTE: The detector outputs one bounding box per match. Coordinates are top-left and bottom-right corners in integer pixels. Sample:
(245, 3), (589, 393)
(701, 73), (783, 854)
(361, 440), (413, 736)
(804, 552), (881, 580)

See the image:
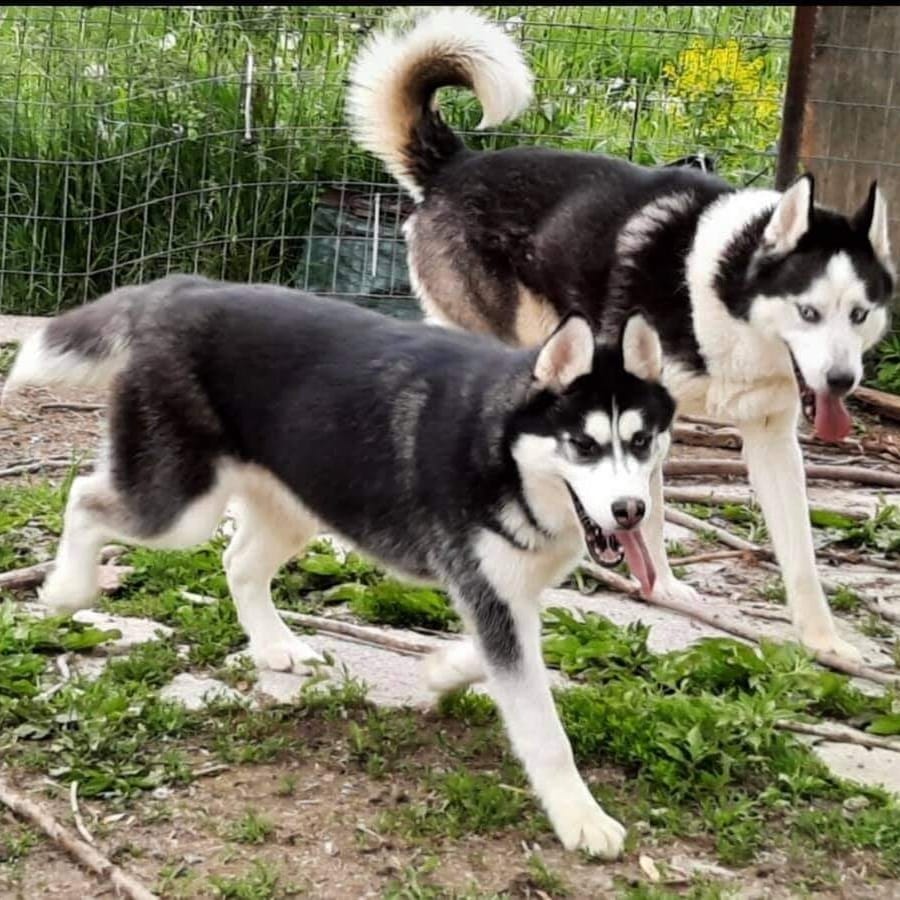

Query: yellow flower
(663, 38), (781, 146)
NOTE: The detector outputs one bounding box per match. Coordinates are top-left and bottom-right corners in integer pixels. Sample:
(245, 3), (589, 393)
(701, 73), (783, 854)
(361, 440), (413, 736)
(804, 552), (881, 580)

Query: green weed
(209, 861), (283, 900)
(227, 809), (276, 844)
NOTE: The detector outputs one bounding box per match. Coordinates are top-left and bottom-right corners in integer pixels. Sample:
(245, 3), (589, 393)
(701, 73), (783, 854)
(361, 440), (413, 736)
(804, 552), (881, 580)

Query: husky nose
(612, 498), (645, 530)
(826, 369), (855, 396)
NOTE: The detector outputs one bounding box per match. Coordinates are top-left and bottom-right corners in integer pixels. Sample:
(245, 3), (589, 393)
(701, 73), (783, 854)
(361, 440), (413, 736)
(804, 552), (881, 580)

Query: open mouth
(790, 354), (852, 444)
(566, 485), (656, 596)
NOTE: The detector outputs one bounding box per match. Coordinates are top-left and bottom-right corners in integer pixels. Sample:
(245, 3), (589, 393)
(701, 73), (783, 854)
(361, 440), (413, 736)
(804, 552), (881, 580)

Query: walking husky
(4, 274), (675, 857)
(347, 8), (896, 662)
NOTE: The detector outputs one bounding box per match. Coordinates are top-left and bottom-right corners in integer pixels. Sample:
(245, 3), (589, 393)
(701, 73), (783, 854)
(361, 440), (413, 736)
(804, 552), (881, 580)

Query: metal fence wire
(0, 5), (795, 317)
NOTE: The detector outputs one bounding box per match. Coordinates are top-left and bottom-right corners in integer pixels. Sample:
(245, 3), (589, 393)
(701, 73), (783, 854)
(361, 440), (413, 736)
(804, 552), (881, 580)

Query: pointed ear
(854, 181), (893, 269)
(763, 173), (813, 255)
(533, 314), (594, 392)
(621, 313), (663, 381)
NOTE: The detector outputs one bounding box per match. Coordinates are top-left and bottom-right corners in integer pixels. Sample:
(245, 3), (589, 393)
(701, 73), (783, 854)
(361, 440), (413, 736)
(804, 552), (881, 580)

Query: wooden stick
(0, 459), (91, 478)
(777, 720), (900, 753)
(664, 508), (763, 554)
(38, 402), (104, 413)
(853, 386), (900, 423)
(663, 486), (868, 522)
(862, 596), (900, 625)
(69, 781), (95, 846)
(673, 423), (742, 450)
(670, 549), (756, 567)
(0, 777), (159, 900)
(180, 591), (440, 657)
(664, 458), (900, 489)
(0, 546), (123, 591)
(579, 562), (898, 687)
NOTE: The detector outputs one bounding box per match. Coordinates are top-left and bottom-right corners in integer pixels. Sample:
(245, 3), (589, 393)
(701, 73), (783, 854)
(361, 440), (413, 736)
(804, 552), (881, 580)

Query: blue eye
(797, 305), (820, 324)
(631, 431), (651, 452)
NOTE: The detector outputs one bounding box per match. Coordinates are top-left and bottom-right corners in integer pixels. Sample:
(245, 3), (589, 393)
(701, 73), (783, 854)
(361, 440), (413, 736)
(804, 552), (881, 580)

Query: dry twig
(0, 777), (158, 900)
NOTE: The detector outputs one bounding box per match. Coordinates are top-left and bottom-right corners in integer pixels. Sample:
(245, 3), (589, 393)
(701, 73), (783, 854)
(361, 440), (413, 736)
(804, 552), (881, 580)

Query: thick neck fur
(685, 190), (795, 391)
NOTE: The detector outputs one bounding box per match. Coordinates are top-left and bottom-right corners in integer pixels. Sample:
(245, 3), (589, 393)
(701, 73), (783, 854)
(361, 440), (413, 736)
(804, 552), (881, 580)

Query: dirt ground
(2, 342), (900, 899)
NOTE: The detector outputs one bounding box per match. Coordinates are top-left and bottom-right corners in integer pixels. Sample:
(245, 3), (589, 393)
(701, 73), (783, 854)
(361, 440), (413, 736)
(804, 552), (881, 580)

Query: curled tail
(347, 7), (534, 200)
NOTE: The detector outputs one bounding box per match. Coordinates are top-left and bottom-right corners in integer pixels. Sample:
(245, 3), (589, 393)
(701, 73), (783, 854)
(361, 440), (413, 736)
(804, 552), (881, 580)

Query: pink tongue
(617, 530), (656, 597)
(814, 391), (852, 443)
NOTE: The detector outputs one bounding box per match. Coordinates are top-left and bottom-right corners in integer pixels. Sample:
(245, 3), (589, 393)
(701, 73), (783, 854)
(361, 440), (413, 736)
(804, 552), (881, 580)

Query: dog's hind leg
(451, 538), (626, 859)
(740, 409), (862, 662)
(40, 469), (127, 614)
(643, 462), (700, 604)
(223, 482), (325, 674)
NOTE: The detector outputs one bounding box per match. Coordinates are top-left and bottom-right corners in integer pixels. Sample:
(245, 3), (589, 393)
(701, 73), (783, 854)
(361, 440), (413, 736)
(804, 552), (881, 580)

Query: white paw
(649, 574), (700, 605)
(551, 798), (626, 860)
(250, 635), (327, 674)
(800, 630), (863, 663)
(39, 568), (98, 615)
(423, 642), (485, 695)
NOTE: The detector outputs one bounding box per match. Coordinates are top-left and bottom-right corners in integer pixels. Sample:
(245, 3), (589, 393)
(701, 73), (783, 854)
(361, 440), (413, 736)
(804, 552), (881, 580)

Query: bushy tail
(346, 7), (534, 200)
(2, 284), (143, 404)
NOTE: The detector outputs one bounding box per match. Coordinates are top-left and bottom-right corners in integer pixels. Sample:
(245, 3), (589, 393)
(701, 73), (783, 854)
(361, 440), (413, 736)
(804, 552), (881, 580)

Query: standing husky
(4, 274), (675, 858)
(347, 8), (896, 662)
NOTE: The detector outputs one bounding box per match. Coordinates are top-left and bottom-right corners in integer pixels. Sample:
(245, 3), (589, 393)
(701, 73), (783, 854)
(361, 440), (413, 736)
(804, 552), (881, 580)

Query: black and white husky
(347, 7), (897, 663)
(4, 275), (675, 858)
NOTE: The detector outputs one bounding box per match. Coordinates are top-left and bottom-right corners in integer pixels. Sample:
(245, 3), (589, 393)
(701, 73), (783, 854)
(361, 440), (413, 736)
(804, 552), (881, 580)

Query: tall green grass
(0, 6), (793, 315)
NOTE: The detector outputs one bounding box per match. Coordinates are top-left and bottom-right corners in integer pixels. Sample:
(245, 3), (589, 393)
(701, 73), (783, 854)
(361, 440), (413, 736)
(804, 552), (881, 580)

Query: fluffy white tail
(347, 7), (534, 199)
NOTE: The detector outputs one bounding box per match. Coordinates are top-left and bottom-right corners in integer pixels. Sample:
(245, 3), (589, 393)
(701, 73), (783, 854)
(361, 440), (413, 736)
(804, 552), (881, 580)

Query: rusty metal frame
(775, 5), (819, 190)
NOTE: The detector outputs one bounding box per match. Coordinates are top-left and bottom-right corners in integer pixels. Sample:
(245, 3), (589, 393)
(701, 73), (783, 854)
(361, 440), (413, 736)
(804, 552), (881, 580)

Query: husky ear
(533, 314), (594, 392)
(854, 181), (893, 269)
(763, 173), (813, 255)
(621, 314), (663, 382)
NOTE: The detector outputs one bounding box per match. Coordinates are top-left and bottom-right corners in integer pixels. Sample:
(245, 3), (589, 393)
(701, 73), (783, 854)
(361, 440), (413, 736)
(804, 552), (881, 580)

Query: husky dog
(347, 7), (896, 662)
(4, 274), (675, 858)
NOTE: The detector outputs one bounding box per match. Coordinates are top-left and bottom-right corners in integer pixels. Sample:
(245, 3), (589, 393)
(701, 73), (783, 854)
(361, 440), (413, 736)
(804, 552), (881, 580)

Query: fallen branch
(664, 508), (763, 554)
(853, 386), (900, 423)
(69, 781), (94, 846)
(670, 549), (754, 567)
(862, 596), (900, 625)
(673, 423), (741, 450)
(0, 546), (123, 592)
(180, 591), (439, 657)
(38, 402), (104, 413)
(777, 720), (900, 753)
(0, 458), (92, 478)
(663, 486), (868, 522)
(579, 562), (898, 687)
(664, 458), (900, 489)
(0, 777), (158, 900)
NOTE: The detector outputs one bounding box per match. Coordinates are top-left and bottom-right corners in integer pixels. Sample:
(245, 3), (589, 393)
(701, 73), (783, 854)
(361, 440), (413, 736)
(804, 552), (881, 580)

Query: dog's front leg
(643, 462), (700, 604)
(451, 564), (626, 859)
(740, 409), (862, 662)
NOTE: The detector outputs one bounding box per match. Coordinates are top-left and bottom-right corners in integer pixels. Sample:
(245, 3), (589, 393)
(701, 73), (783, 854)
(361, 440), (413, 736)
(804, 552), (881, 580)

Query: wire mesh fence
(0, 5), (795, 317)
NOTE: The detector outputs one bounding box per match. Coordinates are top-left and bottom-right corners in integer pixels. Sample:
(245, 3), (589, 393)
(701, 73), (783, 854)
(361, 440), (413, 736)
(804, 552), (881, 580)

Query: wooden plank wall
(799, 5), (899, 259)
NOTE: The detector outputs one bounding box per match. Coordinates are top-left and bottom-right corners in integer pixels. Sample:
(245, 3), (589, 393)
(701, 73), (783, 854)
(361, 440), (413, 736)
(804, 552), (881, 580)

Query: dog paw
(250, 636), (327, 674)
(551, 799), (626, 860)
(38, 569), (98, 615)
(423, 641), (485, 695)
(649, 575), (700, 606)
(800, 630), (863, 664)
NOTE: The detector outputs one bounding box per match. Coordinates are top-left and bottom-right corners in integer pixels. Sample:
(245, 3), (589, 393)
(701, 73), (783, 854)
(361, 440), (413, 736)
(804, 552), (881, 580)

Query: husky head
(512, 313), (676, 595)
(743, 174), (895, 442)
